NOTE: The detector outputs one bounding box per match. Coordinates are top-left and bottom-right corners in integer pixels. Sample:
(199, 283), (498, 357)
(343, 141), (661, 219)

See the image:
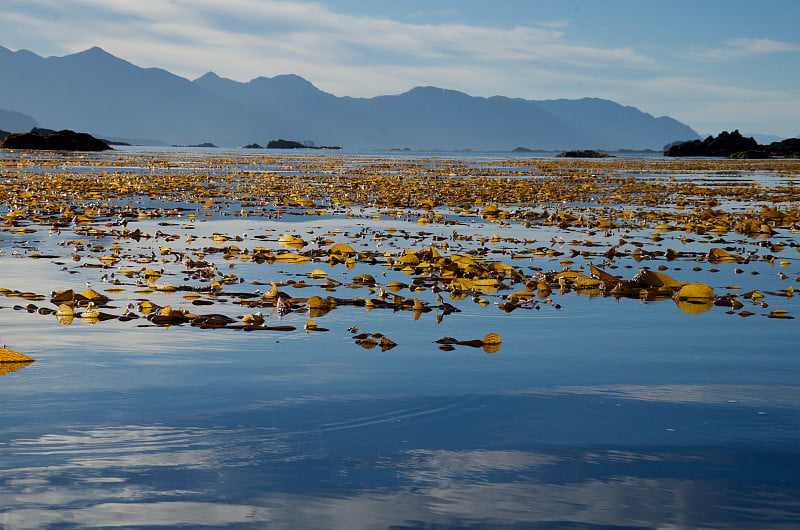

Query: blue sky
(1, 0), (798, 137)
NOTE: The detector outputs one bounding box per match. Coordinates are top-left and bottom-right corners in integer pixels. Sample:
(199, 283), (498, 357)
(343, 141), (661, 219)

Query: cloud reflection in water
(0, 386), (798, 529)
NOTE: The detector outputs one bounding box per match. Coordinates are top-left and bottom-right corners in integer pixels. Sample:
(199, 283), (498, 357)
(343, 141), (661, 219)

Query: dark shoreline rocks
(765, 138), (800, 158)
(665, 130), (800, 158)
(266, 139), (342, 150)
(664, 130), (757, 157)
(728, 150), (770, 159)
(0, 129), (111, 151)
(556, 149), (613, 158)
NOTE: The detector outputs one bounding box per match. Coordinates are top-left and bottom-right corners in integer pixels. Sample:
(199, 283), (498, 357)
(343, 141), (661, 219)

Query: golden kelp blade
(0, 347), (34, 363)
(328, 242), (356, 255)
(482, 333), (502, 345)
(0, 348), (35, 374)
(81, 288), (109, 303)
(309, 269), (328, 278)
(589, 264), (619, 284)
(633, 269), (681, 289)
(674, 282), (715, 314)
(707, 247), (741, 263)
(273, 253), (311, 263)
(482, 333), (502, 353)
(676, 282), (715, 300)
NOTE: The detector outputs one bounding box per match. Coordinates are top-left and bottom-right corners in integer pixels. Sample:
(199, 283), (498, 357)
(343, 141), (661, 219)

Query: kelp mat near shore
(0, 151), (798, 362)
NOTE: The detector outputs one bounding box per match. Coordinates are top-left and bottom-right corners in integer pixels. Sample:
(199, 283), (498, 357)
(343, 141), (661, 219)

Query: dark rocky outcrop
(765, 138), (800, 158)
(0, 129), (111, 151)
(556, 149), (613, 158)
(266, 139), (341, 149)
(665, 131), (800, 158)
(664, 130), (758, 157)
(728, 150), (770, 159)
(0, 129), (9, 140)
(242, 143), (263, 149)
(267, 139), (307, 149)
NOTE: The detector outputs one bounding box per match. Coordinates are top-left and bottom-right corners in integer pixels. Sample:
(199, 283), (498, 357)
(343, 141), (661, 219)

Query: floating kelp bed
(0, 150), (798, 361)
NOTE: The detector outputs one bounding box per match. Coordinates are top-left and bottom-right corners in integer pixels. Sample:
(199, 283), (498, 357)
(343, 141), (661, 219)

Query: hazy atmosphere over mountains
(0, 46), (700, 150)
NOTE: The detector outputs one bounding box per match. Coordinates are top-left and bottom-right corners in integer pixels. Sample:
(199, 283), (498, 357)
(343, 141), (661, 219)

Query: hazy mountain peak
(395, 86), (475, 103)
(269, 73), (312, 83)
(195, 71), (223, 82)
(65, 46), (127, 63)
(77, 46), (114, 57)
(1, 46), (40, 60)
(0, 107), (38, 132)
(248, 74), (320, 91)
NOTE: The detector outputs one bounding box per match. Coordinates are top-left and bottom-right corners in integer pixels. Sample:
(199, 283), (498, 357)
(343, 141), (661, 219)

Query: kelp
(0, 151), (797, 358)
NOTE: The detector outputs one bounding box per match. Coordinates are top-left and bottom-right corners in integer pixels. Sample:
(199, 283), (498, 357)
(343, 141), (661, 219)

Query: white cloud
(732, 37), (800, 53)
(692, 37), (800, 61)
(1, 0), (654, 92)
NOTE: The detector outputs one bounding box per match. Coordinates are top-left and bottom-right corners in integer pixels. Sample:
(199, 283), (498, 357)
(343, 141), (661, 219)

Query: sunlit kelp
(0, 150), (797, 356)
(0, 347), (34, 374)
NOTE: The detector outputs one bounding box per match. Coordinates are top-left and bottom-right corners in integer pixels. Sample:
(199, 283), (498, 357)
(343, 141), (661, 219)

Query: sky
(1, 0), (798, 137)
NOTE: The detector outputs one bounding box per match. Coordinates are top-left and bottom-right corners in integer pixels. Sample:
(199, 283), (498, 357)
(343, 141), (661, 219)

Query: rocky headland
(556, 150), (614, 158)
(0, 129), (111, 151)
(266, 139), (342, 150)
(665, 130), (800, 158)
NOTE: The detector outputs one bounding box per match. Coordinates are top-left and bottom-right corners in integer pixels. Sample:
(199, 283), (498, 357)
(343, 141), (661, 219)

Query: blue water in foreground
(2, 310), (798, 528)
(0, 148), (798, 528)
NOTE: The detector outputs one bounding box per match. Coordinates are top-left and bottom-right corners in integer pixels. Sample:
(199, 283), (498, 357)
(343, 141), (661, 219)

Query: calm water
(0, 148), (798, 528)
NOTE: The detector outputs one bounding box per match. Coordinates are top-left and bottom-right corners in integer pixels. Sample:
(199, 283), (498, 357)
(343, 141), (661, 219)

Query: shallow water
(0, 148), (798, 528)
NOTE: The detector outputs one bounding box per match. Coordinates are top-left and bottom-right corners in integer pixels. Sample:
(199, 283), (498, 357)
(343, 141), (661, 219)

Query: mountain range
(0, 107), (38, 133)
(0, 45), (702, 150)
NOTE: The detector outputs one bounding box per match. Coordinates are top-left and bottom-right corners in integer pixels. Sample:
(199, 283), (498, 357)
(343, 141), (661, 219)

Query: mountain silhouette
(0, 46), (700, 149)
(0, 106), (38, 132)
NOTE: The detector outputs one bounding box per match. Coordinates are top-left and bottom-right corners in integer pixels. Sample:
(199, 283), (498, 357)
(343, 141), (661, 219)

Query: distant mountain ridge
(0, 107), (38, 132)
(0, 45), (700, 149)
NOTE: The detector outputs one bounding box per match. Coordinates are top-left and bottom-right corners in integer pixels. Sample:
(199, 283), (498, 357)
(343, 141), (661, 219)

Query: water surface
(0, 149), (798, 528)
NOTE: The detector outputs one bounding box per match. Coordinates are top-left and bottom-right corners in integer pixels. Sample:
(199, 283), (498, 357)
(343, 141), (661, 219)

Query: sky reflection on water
(2, 383), (799, 528)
